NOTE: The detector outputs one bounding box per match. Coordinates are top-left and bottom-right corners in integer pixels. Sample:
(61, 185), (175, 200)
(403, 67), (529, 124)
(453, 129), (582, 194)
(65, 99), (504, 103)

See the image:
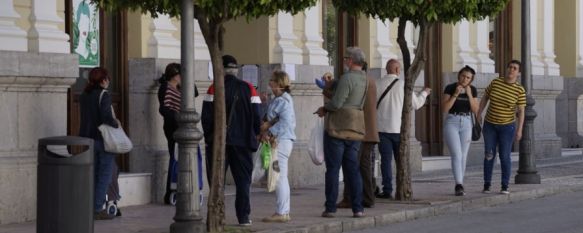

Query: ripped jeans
(482, 121), (516, 189)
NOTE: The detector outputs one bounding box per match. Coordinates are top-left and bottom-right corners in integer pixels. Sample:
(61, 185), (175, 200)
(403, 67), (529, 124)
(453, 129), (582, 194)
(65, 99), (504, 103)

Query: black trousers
(206, 144), (253, 224)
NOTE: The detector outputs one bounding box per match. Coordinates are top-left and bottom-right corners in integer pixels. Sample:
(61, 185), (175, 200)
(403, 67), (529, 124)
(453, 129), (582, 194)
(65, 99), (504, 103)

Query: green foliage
(331, 0), (509, 25)
(92, 0), (317, 20)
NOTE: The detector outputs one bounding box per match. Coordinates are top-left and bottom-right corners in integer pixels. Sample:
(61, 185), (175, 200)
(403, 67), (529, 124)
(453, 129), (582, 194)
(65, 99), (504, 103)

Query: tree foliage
(332, 0), (508, 25)
(94, 0), (316, 20)
(332, 0), (509, 201)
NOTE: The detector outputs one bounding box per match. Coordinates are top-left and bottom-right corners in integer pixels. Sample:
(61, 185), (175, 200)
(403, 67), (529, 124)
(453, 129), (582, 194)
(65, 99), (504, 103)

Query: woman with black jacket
(157, 63), (199, 204)
(79, 67), (119, 220)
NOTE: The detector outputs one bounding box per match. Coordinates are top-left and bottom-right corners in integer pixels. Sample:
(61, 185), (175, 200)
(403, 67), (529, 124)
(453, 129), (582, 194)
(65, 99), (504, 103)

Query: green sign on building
(72, 0), (99, 68)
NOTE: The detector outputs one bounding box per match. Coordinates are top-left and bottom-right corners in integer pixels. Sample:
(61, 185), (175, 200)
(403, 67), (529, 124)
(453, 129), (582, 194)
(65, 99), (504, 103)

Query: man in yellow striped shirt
(477, 60), (526, 195)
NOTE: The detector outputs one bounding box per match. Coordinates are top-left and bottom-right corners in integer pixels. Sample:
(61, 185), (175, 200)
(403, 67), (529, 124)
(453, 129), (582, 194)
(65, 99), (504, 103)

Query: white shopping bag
(308, 118), (325, 165)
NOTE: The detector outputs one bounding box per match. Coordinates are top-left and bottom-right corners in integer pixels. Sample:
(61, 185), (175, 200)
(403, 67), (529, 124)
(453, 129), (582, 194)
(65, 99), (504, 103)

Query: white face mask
(343, 65), (350, 73)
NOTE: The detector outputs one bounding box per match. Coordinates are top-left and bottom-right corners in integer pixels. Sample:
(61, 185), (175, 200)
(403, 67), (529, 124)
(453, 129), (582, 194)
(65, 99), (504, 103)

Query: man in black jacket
(202, 55), (261, 226)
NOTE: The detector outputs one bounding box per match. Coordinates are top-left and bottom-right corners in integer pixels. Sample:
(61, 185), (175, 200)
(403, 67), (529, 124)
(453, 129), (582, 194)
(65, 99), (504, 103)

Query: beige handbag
(325, 78), (368, 141)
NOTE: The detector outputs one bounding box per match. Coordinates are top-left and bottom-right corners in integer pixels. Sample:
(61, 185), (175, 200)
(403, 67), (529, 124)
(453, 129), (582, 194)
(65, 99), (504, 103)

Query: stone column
(473, 19), (495, 73)
(455, 20), (478, 69)
(302, 1), (328, 65)
(27, 0), (69, 53)
(404, 21), (418, 61)
(148, 14), (180, 59)
(193, 19), (210, 61)
(274, 12), (302, 64)
(529, 0), (546, 75)
(373, 19), (398, 69)
(0, 0), (27, 51)
(541, 0), (560, 76)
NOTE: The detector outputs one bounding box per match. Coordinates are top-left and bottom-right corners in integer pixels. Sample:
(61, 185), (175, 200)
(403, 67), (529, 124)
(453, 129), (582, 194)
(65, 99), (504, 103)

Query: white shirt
(375, 74), (429, 133)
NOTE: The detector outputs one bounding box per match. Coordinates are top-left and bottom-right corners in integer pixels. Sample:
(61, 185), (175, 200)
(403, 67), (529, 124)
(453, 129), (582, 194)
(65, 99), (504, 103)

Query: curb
(258, 184), (583, 233)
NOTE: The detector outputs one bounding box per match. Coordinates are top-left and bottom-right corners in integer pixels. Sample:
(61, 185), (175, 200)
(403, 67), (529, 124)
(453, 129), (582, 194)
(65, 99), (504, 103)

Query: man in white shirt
(375, 59), (431, 199)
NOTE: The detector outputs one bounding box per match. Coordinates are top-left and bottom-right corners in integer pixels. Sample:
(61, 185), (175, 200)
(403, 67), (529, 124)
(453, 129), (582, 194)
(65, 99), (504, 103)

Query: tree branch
(397, 18), (410, 77)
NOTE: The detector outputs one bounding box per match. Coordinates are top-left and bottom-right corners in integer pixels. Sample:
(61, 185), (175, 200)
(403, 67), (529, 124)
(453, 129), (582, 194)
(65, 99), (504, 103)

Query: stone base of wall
(0, 51), (77, 224)
(556, 77), (583, 148)
(0, 156), (37, 224)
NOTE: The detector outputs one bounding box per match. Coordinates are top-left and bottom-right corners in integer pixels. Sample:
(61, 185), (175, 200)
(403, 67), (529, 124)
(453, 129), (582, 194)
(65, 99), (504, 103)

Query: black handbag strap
(376, 79), (399, 109)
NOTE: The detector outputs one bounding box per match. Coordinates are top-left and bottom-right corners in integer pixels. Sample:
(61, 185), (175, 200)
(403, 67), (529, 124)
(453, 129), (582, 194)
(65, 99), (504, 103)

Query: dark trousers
(341, 142), (375, 206)
(378, 132), (400, 195)
(205, 144), (253, 224)
(324, 132), (363, 213)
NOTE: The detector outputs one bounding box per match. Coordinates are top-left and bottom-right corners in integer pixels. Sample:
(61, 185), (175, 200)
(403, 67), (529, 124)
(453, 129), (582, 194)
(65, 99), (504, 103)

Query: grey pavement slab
(2, 157), (583, 233)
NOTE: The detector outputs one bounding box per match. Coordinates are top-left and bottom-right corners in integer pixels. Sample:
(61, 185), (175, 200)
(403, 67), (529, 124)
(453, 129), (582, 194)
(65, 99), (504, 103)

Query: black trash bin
(37, 136), (94, 233)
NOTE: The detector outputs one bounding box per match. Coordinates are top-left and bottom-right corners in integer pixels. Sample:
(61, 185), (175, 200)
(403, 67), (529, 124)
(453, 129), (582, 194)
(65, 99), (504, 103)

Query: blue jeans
(483, 121), (516, 189)
(94, 140), (116, 212)
(443, 114), (472, 185)
(324, 132), (363, 213)
(378, 132), (400, 195)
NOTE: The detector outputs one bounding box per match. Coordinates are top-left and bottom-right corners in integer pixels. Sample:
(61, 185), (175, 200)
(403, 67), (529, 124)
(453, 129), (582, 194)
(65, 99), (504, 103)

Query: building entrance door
(416, 24), (444, 156)
(66, 3), (129, 171)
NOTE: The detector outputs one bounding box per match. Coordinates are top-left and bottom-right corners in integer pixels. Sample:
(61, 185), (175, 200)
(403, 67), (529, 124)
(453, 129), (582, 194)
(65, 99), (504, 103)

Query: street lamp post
(515, 0), (541, 184)
(170, 0), (205, 232)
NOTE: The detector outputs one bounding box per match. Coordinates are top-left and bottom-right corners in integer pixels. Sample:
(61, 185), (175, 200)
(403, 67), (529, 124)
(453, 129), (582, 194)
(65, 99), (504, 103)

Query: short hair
(386, 59), (400, 74)
(345, 47), (366, 66)
(271, 70), (291, 93)
(225, 67), (239, 76)
(508, 60), (521, 72)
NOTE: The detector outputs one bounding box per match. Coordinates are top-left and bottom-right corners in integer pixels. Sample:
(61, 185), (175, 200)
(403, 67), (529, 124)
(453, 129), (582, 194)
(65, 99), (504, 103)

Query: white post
(0, 0), (27, 51)
(302, 1), (328, 65)
(455, 20), (478, 70)
(28, 0), (69, 53)
(474, 18), (495, 73)
(148, 14), (180, 59)
(274, 12), (302, 64)
(529, 0), (546, 75)
(373, 19), (398, 68)
(541, 0), (560, 76)
(193, 19), (210, 61)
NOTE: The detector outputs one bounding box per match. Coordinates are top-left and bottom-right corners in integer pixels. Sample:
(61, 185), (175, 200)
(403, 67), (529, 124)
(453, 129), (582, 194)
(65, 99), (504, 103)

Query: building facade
(0, 0), (582, 224)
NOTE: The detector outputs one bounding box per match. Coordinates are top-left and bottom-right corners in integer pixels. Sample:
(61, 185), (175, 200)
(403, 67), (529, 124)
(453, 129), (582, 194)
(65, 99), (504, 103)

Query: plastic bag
(260, 142), (271, 169)
(252, 144), (267, 184)
(267, 145), (279, 192)
(308, 118), (325, 165)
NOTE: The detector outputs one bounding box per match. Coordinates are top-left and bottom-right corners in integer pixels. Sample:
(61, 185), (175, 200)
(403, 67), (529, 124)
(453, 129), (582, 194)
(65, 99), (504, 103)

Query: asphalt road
(349, 190), (583, 233)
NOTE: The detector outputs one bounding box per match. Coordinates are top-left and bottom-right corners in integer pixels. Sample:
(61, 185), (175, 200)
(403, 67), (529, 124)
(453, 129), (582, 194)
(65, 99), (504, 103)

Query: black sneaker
(376, 192), (392, 199)
(500, 187), (510, 194)
(482, 184), (491, 194)
(455, 184), (465, 196)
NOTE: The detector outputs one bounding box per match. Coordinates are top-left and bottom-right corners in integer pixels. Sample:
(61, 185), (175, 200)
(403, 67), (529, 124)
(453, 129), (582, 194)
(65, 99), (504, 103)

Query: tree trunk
(199, 18), (227, 233)
(394, 20), (431, 201)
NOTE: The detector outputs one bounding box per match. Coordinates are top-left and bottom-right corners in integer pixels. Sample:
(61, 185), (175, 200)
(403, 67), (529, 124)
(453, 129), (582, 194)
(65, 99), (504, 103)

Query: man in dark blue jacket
(201, 55), (261, 226)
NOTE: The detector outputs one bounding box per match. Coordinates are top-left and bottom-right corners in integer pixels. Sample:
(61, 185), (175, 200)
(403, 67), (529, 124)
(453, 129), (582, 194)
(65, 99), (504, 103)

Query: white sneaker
(239, 220), (252, 227)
